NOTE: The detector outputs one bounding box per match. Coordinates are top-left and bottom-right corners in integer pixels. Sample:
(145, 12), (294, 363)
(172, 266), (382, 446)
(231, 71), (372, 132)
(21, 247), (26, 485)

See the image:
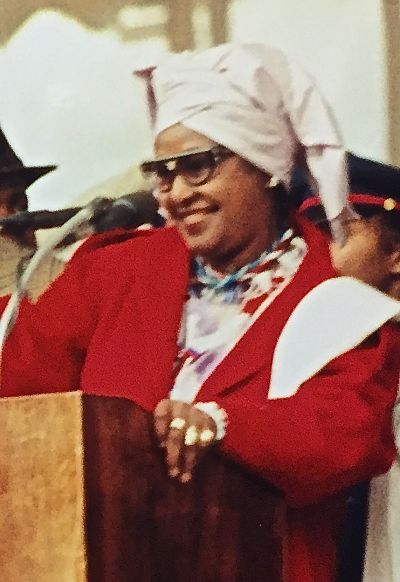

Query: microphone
(0, 192), (164, 346)
(94, 191), (164, 232)
(0, 207), (82, 234)
(0, 190), (164, 236)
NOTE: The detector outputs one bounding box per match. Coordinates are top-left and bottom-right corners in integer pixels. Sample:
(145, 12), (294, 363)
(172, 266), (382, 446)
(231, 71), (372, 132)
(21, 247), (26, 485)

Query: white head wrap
(148, 43), (354, 239)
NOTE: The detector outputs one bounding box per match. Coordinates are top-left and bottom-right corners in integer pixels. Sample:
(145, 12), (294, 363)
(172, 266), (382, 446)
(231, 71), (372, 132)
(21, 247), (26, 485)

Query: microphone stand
(0, 198), (108, 356)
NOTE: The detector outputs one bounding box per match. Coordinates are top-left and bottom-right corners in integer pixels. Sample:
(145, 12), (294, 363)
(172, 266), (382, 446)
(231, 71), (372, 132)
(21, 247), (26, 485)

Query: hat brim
(0, 165), (57, 189)
(299, 193), (400, 223)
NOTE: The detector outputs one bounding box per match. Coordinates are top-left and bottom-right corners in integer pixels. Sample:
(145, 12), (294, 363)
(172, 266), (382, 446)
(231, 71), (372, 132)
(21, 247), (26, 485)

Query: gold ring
(169, 417), (186, 430)
(184, 425), (199, 446)
(199, 429), (215, 444)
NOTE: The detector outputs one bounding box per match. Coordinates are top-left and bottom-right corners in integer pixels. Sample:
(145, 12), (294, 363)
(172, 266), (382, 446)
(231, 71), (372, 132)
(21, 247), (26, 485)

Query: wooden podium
(0, 392), (284, 582)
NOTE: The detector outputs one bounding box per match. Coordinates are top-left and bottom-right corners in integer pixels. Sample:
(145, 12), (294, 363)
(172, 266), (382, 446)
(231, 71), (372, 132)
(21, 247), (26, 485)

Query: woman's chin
(181, 230), (222, 259)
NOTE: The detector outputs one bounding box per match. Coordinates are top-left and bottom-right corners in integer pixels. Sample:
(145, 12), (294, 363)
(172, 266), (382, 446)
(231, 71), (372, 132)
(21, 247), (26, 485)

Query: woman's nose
(164, 175), (196, 205)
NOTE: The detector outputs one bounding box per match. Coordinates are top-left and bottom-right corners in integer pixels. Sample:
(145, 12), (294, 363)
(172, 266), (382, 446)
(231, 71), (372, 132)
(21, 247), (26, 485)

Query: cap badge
(383, 197), (397, 211)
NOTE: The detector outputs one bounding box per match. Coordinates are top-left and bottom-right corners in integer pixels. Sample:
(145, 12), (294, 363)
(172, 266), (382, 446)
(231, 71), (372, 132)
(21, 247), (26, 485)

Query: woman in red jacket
(1, 44), (400, 581)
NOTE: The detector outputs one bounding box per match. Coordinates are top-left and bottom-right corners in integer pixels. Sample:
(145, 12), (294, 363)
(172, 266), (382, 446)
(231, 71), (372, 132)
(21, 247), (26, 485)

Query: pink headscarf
(144, 43), (354, 239)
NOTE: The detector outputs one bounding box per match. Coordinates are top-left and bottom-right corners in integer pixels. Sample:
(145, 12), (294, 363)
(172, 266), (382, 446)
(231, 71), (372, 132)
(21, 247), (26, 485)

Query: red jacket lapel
(92, 219), (335, 406)
(196, 218), (337, 401)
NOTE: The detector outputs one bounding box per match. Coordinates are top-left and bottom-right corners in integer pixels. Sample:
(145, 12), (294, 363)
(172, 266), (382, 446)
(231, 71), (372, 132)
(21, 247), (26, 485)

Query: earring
(267, 175), (280, 189)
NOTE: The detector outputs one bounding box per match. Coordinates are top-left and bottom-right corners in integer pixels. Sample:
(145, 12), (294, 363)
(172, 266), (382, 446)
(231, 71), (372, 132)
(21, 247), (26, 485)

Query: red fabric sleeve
(0, 229), (157, 398)
(0, 251), (101, 397)
(217, 325), (399, 507)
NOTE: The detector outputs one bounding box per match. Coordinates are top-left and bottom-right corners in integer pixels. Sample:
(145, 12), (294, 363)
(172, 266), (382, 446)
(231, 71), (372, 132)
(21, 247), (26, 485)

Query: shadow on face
(0, 185), (35, 247)
(330, 216), (400, 299)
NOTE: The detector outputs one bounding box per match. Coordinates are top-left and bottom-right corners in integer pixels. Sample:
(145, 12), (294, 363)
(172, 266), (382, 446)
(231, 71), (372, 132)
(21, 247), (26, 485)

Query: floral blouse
(169, 229), (308, 403)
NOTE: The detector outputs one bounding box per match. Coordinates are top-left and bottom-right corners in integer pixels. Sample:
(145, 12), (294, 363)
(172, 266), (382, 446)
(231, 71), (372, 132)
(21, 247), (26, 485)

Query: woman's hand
(153, 399), (218, 483)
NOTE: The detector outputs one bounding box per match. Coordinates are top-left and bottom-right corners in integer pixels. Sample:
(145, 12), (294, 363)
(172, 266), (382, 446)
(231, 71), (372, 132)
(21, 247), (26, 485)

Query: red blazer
(2, 219), (399, 581)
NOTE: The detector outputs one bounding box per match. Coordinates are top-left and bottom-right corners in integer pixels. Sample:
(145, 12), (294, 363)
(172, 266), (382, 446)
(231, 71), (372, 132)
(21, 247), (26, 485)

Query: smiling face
(154, 123), (278, 273)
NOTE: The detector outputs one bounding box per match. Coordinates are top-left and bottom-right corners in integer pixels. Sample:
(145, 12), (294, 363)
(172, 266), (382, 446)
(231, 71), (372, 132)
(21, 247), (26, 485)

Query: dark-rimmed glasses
(140, 146), (233, 193)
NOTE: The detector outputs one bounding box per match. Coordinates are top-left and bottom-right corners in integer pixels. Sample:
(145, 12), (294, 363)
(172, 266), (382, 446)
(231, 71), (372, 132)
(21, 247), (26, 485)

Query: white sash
(269, 277), (400, 399)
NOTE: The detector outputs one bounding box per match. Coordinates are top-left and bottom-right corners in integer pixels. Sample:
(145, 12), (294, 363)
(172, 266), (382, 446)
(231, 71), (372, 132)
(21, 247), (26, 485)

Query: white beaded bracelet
(194, 401), (228, 440)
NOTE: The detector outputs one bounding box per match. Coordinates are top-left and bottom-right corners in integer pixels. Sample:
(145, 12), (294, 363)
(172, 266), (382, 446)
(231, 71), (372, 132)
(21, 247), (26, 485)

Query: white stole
(269, 277), (400, 399)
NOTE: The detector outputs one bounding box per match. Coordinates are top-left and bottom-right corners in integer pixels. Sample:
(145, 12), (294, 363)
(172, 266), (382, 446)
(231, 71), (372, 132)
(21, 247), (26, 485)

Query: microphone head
(0, 191), (164, 244)
(93, 190), (164, 233)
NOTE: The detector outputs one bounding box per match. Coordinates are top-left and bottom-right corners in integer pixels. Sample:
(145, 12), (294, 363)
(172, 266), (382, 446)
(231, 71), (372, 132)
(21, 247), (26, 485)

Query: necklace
(193, 230), (294, 292)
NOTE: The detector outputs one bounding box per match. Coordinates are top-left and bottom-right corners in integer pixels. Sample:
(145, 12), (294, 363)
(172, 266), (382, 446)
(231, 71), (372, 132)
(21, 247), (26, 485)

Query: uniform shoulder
(73, 226), (185, 263)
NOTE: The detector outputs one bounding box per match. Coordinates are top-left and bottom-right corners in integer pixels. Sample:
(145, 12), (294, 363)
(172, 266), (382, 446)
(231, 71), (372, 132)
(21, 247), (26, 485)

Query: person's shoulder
(54, 226), (188, 296)
(73, 226), (185, 263)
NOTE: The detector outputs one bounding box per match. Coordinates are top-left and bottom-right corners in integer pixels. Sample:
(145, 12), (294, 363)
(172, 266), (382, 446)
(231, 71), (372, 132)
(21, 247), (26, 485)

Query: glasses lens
(140, 147), (226, 192)
(177, 151), (215, 186)
(141, 161), (173, 192)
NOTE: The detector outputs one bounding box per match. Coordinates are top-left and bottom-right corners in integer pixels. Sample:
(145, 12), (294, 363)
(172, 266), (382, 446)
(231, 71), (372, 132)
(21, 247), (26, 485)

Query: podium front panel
(83, 395), (284, 582)
(0, 391), (284, 581)
(0, 391), (86, 582)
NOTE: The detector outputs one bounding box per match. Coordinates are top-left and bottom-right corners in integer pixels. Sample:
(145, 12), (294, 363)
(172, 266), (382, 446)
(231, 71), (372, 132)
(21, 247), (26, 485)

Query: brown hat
(0, 126), (56, 189)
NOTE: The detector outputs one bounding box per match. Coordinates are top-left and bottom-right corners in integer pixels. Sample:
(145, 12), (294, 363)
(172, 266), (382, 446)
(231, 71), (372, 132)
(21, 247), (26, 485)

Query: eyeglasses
(140, 146), (233, 193)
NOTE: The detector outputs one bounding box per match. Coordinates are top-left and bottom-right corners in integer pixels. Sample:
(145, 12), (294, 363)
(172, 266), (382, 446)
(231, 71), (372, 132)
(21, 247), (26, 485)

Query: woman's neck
(204, 227), (282, 275)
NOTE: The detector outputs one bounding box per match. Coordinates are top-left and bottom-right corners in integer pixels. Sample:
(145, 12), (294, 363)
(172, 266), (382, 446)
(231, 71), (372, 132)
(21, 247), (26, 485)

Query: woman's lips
(176, 207), (218, 231)
(177, 206), (217, 220)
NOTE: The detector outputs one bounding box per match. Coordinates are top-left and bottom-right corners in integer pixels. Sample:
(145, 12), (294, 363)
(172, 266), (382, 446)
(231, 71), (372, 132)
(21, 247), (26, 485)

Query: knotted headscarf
(144, 43), (354, 240)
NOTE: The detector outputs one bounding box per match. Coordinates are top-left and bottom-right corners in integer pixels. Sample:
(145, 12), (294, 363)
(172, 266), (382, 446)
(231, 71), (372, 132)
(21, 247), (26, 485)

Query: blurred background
(0, 0), (399, 210)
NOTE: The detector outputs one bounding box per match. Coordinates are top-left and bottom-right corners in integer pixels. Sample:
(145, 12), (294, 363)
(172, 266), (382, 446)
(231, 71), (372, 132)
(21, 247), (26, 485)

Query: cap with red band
(301, 193), (400, 213)
(297, 153), (400, 221)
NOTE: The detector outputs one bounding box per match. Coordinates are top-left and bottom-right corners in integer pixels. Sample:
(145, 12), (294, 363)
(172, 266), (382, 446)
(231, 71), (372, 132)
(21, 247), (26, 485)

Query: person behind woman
(1, 44), (399, 581)
(298, 154), (400, 299)
(0, 126), (59, 298)
(297, 155), (400, 581)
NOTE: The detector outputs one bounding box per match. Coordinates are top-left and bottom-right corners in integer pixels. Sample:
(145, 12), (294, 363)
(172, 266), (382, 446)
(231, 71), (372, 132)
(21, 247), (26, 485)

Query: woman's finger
(180, 414), (216, 483)
(180, 437), (200, 483)
(153, 399), (173, 445)
(165, 423), (186, 477)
